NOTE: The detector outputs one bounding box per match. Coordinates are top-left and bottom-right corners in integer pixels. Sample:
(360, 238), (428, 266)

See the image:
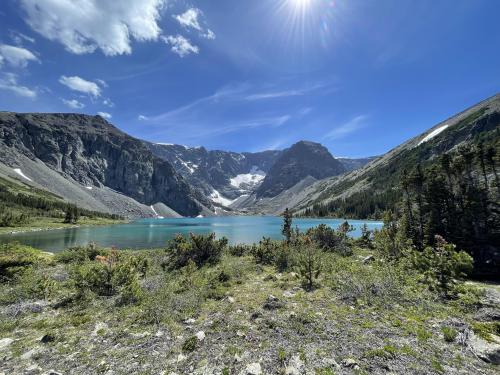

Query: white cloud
(62, 98), (85, 109)
(203, 29), (216, 40)
(97, 111), (112, 119)
(174, 8), (202, 31)
(325, 115), (368, 140)
(59, 75), (101, 97)
(103, 98), (114, 107)
(19, 0), (166, 56)
(138, 115), (149, 121)
(173, 8), (216, 39)
(0, 73), (37, 98)
(162, 35), (199, 57)
(0, 44), (39, 68)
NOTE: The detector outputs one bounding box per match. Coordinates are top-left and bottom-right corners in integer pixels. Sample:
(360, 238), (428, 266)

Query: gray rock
(245, 362), (262, 375)
(470, 332), (500, 364)
(0, 338), (14, 350)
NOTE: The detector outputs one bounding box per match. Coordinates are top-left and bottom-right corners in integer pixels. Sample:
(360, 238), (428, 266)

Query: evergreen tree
(281, 208), (293, 243)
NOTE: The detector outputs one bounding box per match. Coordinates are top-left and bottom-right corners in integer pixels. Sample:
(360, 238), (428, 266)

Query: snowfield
(418, 124), (449, 145)
(150, 205), (164, 219)
(230, 166), (265, 189)
(210, 189), (236, 207)
(13, 168), (33, 182)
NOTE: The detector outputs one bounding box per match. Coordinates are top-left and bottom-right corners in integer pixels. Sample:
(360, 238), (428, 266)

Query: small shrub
(55, 243), (107, 264)
(182, 336), (197, 352)
(274, 245), (293, 272)
(252, 237), (279, 265)
(411, 235), (473, 297)
(70, 250), (144, 304)
(306, 224), (352, 256)
(167, 233), (227, 269)
(0, 243), (51, 281)
(296, 240), (322, 290)
(441, 326), (458, 343)
(228, 243), (251, 257)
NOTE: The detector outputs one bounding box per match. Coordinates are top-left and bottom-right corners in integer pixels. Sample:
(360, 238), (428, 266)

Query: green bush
(228, 243), (253, 257)
(70, 250), (144, 303)
(410, 235), (473, 296)
(252, 237), (279, 265)
(441, 326), (458, 342)
(373, 211), (412, 261)
(55, 243), (108, 264)
(274, 244), (293, 272)
(0, 242), (51, 281)
(296, 242), (322, 291)
(182, 336), (197, 352)
(306, 224), (352, 256)
(167, 233), (228, 269)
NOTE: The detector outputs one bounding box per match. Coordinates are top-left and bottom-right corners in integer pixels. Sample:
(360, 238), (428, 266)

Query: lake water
(0, 216), (383, 252)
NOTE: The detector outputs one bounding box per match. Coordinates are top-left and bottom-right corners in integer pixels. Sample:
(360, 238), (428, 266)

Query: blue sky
(0, 0), (499, 157)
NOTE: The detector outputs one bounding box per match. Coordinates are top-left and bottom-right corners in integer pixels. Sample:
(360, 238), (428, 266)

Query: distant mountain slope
(297, 93), (500, 218)
(0, 113), (212, 217)
(256, 141), (346, 198)
(337, 156), (378, 172)
(146, 143), (282, 202)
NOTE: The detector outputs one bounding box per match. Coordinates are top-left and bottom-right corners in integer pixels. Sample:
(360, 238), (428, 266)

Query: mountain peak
(256, 140), (345, 198)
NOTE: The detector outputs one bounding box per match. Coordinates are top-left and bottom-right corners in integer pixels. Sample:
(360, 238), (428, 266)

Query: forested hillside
(0, 175), (121, 231)
(303, 97), (500, 219)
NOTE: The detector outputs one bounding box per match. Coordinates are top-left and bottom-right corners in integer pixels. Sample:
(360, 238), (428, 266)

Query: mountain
(146, 143), (282, 205)
(256, 141), (346, 198)
(0, 113), (212, 218)
(295, 93), (500, 218)
(337, 156), (379, 172)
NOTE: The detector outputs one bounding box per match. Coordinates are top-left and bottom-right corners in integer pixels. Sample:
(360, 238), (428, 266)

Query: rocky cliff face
(0, 113), (211, 216)
(147, 143), (282, 200)
(256, 141), (346, 198)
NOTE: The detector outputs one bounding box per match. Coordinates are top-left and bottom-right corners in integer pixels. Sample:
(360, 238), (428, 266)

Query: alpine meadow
(0, 1), (499, 374)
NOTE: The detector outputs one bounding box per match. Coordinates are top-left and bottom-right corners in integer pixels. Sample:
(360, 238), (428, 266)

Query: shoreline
(0, 219), (129, 236)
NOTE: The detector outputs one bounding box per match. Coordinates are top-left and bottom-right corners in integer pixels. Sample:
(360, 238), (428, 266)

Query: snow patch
(196, 214), (204, 218)
(230, 166), (265, 189)
(210, 189), (236, 206)
(418, 125), (449, 145)
(85, 186), (93, 190)
(150, 205), (164, 219)
(156, 142), (174, 146)
(13, 168), (33, 182)
(176, 157), (196, 174)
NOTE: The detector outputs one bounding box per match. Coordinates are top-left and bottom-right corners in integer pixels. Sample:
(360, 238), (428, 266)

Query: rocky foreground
(0, 240), (499, 375)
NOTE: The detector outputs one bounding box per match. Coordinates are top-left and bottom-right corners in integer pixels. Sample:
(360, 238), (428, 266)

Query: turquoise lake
(0, 216), (383, 252)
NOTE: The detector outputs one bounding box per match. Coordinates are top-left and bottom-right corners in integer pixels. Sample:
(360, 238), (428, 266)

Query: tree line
(0, 184), (121, 227)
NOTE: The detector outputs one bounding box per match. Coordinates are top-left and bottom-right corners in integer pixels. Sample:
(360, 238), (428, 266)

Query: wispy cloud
(161, 35), (199, 57)
(245, 82), (334, 101)
(62, 98), (85, 109)
(0, 73), (37, 98)
(324, 115), (369, 140)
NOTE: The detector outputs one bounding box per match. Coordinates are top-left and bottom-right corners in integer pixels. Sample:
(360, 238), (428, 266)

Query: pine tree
(282, 208), (293, 243)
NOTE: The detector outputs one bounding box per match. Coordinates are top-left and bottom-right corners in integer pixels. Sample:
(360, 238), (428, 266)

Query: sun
(290, 0), (313, 11)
